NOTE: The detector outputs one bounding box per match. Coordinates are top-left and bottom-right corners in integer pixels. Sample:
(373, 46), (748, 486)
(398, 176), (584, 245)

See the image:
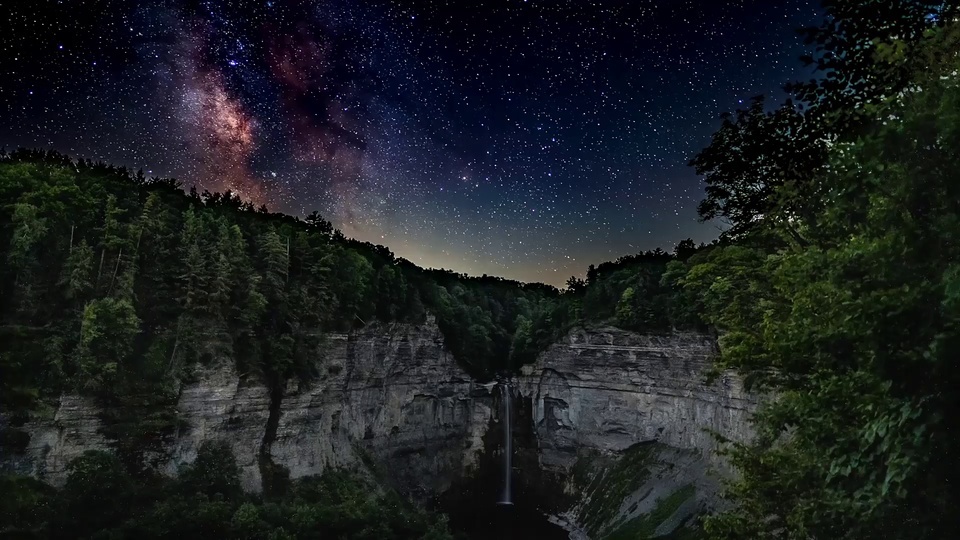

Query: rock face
(0, 321), (756, 538)
(268, 321), (493, 497)
(1, 317), (493, 493)
(516, 326), (757, 537)
(162, 363), (273, 491)
(518, 326), (754, 468)
(1, 395), (110, 485)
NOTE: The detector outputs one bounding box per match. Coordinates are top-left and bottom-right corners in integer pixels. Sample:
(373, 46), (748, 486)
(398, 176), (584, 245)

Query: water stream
(442, 379), (568, 539)
(498, 381), (514, 506)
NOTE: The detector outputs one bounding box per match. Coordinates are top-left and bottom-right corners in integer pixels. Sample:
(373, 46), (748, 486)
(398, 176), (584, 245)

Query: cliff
(268, 322), (492, 498)
(2, 317), (492, 494)
(0, 321), (756, 538)
(516, 326), (756, 537)
(519, 326), (753, 467)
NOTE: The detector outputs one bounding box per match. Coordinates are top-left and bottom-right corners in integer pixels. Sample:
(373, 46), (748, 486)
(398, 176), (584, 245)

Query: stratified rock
(518, 326), (754, 467)
(4, 395), (110, 486)
(162, 361), (273, 491)
(269, 318), (492, 497)
(1, 320), (757, 538)
(517, 326), (757, 536)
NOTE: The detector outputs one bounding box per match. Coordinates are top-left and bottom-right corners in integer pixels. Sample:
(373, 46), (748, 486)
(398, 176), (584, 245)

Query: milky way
(0, 0), (820, 285)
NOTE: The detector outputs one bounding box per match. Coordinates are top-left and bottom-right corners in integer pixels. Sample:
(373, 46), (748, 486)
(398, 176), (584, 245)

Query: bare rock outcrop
(1, 321), (757, 538)
(516, 326), (757, 537)
(268, 319), (493, 497)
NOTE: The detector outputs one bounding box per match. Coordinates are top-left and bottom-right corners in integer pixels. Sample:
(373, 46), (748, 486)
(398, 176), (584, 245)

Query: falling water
(498, 381), (514, 506)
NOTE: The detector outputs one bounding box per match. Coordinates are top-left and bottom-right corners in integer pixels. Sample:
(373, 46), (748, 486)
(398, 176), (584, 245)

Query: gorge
(1, 316), (755, 539)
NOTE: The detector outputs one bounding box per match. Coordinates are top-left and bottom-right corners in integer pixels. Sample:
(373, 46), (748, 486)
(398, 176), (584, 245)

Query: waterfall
(498, 381), (514, 505)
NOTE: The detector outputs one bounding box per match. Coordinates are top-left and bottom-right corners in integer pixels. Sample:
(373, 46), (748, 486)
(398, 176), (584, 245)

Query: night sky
(1, 0), (819, 286)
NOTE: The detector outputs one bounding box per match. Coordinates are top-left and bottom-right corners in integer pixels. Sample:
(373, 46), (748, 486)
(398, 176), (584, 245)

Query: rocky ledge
(1, 322), (757, 538)
(516, 326), (757, 537)
(2, 317), (493, 493)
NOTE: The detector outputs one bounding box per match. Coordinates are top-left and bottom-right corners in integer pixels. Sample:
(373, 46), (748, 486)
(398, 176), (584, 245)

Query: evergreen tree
(75, 296), (140, 394)
(6, 202), (48, 318)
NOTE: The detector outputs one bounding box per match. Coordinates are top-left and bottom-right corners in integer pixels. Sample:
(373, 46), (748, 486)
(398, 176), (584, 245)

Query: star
(0, 0), (820, 286)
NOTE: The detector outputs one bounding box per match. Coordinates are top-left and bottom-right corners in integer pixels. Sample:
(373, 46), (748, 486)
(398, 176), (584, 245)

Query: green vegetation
(572, 443), (656, 537)
(0, 149), (579, 410)
(565, 244), (708, 334)
(0, 145), (709, 422)
(676, 2), (960, 538)
(0, 442), (453, 539)
(0, 145), (703, 437)
(605, 485), (696, 540)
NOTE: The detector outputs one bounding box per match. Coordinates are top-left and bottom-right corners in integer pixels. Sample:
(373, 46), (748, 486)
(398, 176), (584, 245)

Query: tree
(6, 202), (48, 318)
(331, 248), (374, 327)
(565, 275), (586, 295)
(60, 238), (95, 303)
(509, 315), (533, 366)
(231, 502), (270, 539)
(178, 441), (243, 500)
(673, 238), (697, 261)
(75, 297), (140, 394)
(57, 451), (132, 536)
(692, 1), (960, 242)
(700, 26), (960, 539)
(304, 210), (333, 235)
(375, 265), (406, 322)
(257, 228), (289, 306)
(96, 194), (130, 292)
(585, 264), (598, 286)
(135, 191), (181, 325)
(691, 96), (822, 242)
(178, 207), (211, 317)
(615, 287), (638, 329)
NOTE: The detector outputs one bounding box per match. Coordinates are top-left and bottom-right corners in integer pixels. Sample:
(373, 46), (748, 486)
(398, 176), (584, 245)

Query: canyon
(0, 316), (756, 538)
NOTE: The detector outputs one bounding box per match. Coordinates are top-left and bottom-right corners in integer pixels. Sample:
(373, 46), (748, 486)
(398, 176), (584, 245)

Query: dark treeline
(0, 147), (702, 420)
(1, 442), (453, 539)
(0, 149), (565, 408)
(678, 1), (960, 538)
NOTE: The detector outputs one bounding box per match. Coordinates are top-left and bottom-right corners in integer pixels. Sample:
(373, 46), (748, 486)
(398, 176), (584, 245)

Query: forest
(4, 0), (960, 538)
(0, 147), (702, 539)
(0, 146), (704, 417)
(1, 441), (453, 539)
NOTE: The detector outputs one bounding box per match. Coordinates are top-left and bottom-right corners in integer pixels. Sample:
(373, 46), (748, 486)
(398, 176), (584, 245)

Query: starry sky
(1, 0), (820, 286)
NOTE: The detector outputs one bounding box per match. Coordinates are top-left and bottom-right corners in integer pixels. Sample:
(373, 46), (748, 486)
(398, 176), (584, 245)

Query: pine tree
(75, 297), (140, 395)
(96, 195), (128, 293)
(60, 238), (95, 304)
(135, 192), (180, 326)
(6, 202), (48, 319)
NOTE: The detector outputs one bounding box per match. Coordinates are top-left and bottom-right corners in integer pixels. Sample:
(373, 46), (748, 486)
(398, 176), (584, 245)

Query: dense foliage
(564, 243), (708, 334)
(0, 442), (452, 539)
(678, 2), (960, 538)
(0, 149), (579, 412)
(0, 144), (702, 540)
(0, 147), (705, 419)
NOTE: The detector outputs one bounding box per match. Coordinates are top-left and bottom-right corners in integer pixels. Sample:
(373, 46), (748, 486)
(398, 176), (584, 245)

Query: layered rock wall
(1, 322), (756, 538)
(516, 326), (757, 537)
(2, 317), (492, 492)
(518, 326), (754, 469)
(3, 395), (111, 483)
(268, 322), (492, 497)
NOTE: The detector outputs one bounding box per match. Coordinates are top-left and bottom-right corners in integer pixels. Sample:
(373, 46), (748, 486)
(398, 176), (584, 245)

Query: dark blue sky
(0, 0), (820, 285)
